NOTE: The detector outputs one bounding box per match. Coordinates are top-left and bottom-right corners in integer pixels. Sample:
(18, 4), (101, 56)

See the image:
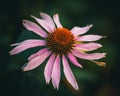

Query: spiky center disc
(46, 28), (75, 55)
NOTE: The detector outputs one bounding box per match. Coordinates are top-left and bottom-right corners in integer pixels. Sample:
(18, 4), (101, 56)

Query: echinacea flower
(9, 12), (106, 90)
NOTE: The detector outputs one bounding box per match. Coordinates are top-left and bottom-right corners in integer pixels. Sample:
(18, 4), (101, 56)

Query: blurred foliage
(0, 0), (120, 96)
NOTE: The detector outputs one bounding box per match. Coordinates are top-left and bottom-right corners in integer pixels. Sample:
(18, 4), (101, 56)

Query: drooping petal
(75, 42), (102, 51)
(72, 49), (106, 60)
(91, 60), (106, 67)
(51, 55), (61, 90)
(22, 20), (47, 37)
(67, 53), (82, 68)
(71, 24), (93, 36)
(44, 54), (55, 84)
(31, 15), (52, 32)
(62, 55), (79, 90)
(9, 39), (46, 55)
(28, 48), (49, 61)
(53, 14), (63, 28)
(40, 12), (55, 31)
(76, 35), (103, 42)
(23, 51), (51, 71)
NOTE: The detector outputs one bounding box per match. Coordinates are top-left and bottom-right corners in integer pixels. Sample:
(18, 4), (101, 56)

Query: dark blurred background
(0, 0), (120, 96)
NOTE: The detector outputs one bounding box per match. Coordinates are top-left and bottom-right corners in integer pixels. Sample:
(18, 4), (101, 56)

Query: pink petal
(9, 40), (46, 55)
(40, 12), (55, 31)
(44, 54), (55, 84)
(53, 14), (63, 28)
(31, 15), (52, 32)
(75, 43), (102, 51)
(22, 20), (47, 38)
(67, 53), (82, 68)
(62, 55), (79, 90)
(72, 49), (106, 60)
(28, 48), (49, 61)
(71, 24), (93, 36)
(76, 35), (103, 41)
(51, 55), (61, 90)
(23, 51), (51, 71)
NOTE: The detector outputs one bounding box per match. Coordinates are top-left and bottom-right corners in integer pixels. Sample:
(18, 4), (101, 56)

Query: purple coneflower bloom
(9, 12), (106, 90)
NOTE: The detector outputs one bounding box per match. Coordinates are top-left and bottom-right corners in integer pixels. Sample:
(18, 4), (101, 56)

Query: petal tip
(22, 66), (29, 71)
(40, 12), (47, 16)
(40, 12), (44, 15)
(99, 44), (103, 48)
(22, 63), (29, 71)
(53, 14), (59, 18)
(92, 60), (106, 67)
(74, 85), (79, 90)
(54, 13), (58, 16)
(88, 24), (93, 27)
(9, 51), (12, 55)
(22, 65), (31, 71)
(79, 65), (83, 68)
(22, 20), (27, 24)
(9, 50), (15, 55)
(30, 15), (36, 19)
(45, 80), (50, 84)
(103, 53), (107, 57)
(103, 35), (107, 38)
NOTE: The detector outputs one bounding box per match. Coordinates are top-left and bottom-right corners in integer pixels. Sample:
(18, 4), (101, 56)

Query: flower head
(9, 12), (106, 90)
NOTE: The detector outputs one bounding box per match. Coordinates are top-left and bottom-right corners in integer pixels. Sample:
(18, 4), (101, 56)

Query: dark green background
(0, 0), (120, 96)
